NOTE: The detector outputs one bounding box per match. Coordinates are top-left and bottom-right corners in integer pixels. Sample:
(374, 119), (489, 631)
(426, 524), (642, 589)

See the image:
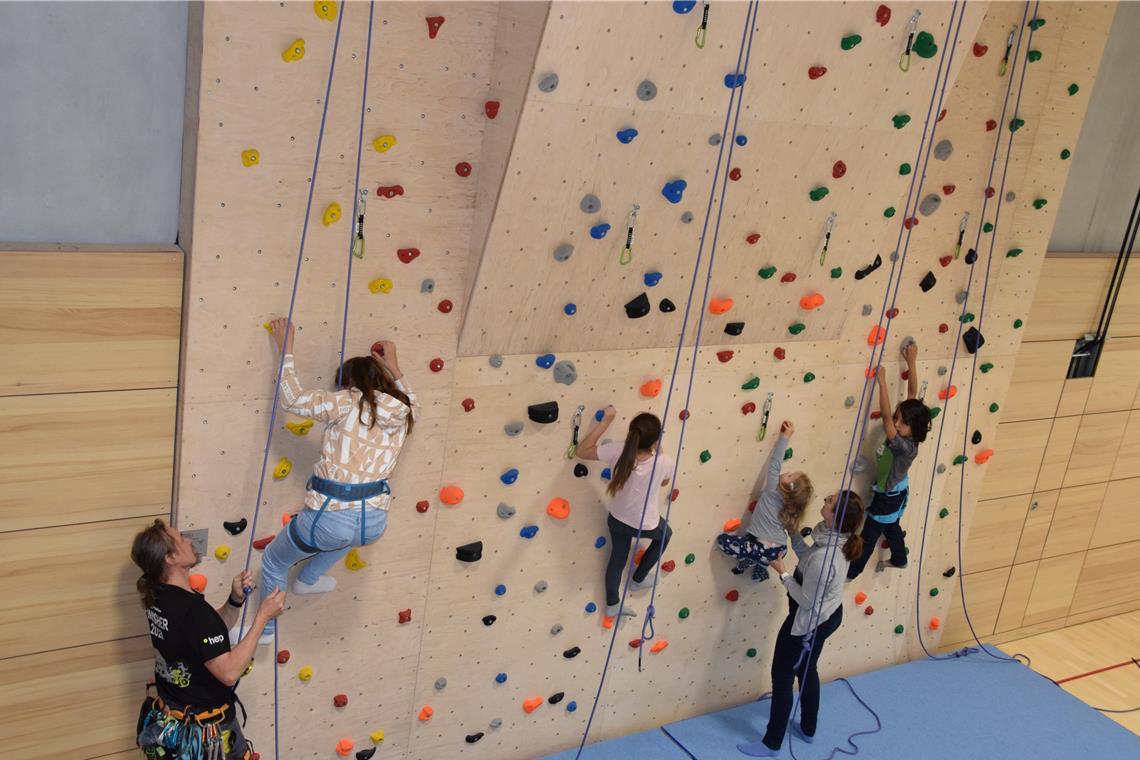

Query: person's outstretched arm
(575, 405), (615, 461)
(763, 421), (794, 491)
(877, 367), (898, 441)
(268, 317), (350, 423)
(204, 589), (285, 686)
(904, 341), (919, 400)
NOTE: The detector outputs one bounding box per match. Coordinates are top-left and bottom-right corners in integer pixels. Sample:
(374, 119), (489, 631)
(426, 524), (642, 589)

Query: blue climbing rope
(573, 3), (759, 756)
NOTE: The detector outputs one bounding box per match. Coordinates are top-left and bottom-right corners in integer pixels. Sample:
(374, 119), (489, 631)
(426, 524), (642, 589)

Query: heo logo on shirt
(205, 635), (224, 645)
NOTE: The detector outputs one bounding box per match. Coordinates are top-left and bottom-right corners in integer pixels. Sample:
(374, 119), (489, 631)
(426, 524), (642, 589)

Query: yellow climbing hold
(285, 419), (314, 436)
(298, 666), (313, 682)
(273, 457), (292, 480)
(214, 544), (231, 561)
(262, 321), (274, 332)
(313, 1), (337, 21)
(322, 202), (342, 226)
(241, 149), (260, 167)
(372, 134), (397, 153)
(242, 660), (254, 677)
(282, 38), (306, 63)
(345, 548), (368, 571)
(370, 730), (385, 744)
(368, 278), (393, 294)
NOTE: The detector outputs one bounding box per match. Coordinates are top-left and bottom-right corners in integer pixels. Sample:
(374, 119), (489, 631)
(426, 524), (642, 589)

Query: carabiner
(566, 405), (585, 459)
(820, 211), (837, 266)
(757, 392), (774, 442)
(352, 189), (367, 259)
(954, 212), (969, 259)
(695, 1), (710, 49)
(999, 27), (1015, 76)
(899, 11), (922, 72)
(620, 204), (640, 266)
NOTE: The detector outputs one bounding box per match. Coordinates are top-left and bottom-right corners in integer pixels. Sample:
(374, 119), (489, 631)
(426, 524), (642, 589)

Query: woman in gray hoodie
(737, 489), (866, 757)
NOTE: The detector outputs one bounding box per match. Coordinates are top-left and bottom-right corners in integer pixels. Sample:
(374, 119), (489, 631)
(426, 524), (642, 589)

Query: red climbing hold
(938, 108), (947, 122)
(456, 162), (472, 178)
(986, 119), (997, 132)
(742, 401), (757, 415)
(973, 42), (988, 57)
(870, 410), (882, 420)
(629, 638), (643, 649)
(729, 167), (742, 181)
(679, 409), (690, 421)
(747, 499), (757, 513)
(985, 186), (996, 199)
(774, 347), (786, 360)
(746, 233), (761, 245)
(939, 323), (949, 333)
(876, 5), (891, 26)
(398, 608), (412, 624)
(904, 216), (918, 230)
(461, 398), (475, 412)
(277, 650), (290, 664)
(780, 272), (797, 284)
(943, 184), (956, 195)
(939, 255), (952, 268)
(429, 358), (444, 373)
(253, 536), (274, 551)
(808, 66), (827, 80)
(661, 560), (676, 572)
(670, 488), (680, 502)
(725, 590), (740, 602)
(717, 350), (734, 363)
(426, 16), (445, 39)
(333, 694), (348, 708)
(397, 247), (420, 263)
(886, 307), (899, 319)
(415, 500), (430, 513)
(377, 185), (404, 199)
(438, 299), (453, 314)
(484, 100), (500, 119)
(832, 160), (847, 179)
(864, 605), (875, 616)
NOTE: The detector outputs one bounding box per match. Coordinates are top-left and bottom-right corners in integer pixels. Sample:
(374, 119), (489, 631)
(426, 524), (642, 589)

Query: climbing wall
(175, 2), (1117, 759)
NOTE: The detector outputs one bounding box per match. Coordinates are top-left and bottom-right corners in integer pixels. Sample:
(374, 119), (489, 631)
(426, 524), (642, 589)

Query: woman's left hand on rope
(231, 570), (254, 602)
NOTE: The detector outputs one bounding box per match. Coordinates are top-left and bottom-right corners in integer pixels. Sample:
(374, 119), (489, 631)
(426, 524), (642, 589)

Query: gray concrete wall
(0, 1), (187, 245)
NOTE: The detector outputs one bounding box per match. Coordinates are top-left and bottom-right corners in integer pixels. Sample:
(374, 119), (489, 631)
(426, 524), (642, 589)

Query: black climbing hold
(563, 646), (581, 659)
(725, 322), (745, 336)
(528, 401), (559, 424)
(356, 749), (377, 760)
(943, 567), (956, 578)
(456, 541), (483, 563)
(964, 248), (978, 265)
(482, 614), (497, 626)
(855, 254), (882, 281)
(465, 733), (484, 744)
(962, 327), (985, 354)
(971, 430), (982, 445)
(223, 518), (248, 535)
(659, 298), (676, 313)
(625, 292), (651, 319)
(573, 463), (589, 478)
(800, 526), (813, 538)
(919, 271), (937, 292)
(548, 692), (565, 705)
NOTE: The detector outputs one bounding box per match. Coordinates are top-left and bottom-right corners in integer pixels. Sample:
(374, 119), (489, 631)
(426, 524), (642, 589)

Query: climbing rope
(573, 3), (759, 755)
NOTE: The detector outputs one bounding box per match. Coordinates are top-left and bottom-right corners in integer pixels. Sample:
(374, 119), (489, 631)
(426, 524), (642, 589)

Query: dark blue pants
(605, 514), (672, 606)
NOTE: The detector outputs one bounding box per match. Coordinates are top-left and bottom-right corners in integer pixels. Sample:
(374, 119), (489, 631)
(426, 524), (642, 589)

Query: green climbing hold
(784, 448), (794, 461)
(830, 266), (843, 279)
(1067, 83), (1079, 96)
(938, 508), (950, 519)
(742, 376), (760, 391)
(929, 406), (942, 420)
(803, 372), (816, 383)
(1029, 17), (1046, 30)
(810, 186), (830, 202)
(841, 34), (863, 51)
(789, 322), (806, 335)
(1010, 117), (1025, 133)
(679, 607), (690, 619)
(892, 114), (911, 130)
(884, 206), (897, 218)
(1060, 148), (1071, 160)
(746, 647), (758, 658)
(913, 31), (938, 59)
(684, 553), (696, 565)
(989, 403), (1000, 413)
(758, 265), (777, 279)
(1007, 248), (1023, 258)
(980, 362), (994, 373)
(983, 222), (994, 233)
(953, 455), (968, 465)
(899, 162), (912, 176)
(894, 624), (905, 634)
(929, 588), (940, 597)
(1033, 198), (1048, 209)
(959, 312), (975, 323)
(1013, 319), (1024, 329)
(699, 449), (711, 463)
(1027, 50), (1042, 63)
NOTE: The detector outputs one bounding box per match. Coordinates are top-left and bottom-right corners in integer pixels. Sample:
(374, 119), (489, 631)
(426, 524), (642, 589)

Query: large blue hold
(661, 179), (687, 204)
(520, 525), (539, 539)
(724, 73), (747, 89)
(536, 353), (556, 369)
(500, 468), (519, 485)
(672, 0), (697, 13)
(590, 223), (611, 240)
(616, 128), (639, 144)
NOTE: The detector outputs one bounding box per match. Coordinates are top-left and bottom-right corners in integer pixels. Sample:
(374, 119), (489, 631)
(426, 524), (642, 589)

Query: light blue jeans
(258, 506), (388, 632)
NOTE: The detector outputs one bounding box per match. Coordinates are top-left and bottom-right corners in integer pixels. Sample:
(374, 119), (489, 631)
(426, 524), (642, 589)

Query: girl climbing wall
(737, 490), (866, 756)
(248, 318), (418, 644)
(575, 407), (674, 626)
(715, 420), (813, 581)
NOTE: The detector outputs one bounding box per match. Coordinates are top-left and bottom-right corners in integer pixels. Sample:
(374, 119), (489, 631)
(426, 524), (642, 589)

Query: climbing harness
(289, 476), (390, 553)
(954, 211), (969, 259)
(999, 26), (1016, 76)
(899, 10), (922, 72)
(351, 189), (367, 259)
(566, 405), (585, 459)
(819, 211), (837, 266)
(138, 691), (250, 760)
(756, 392), (773, 441)
(695, 0), (710, 49)
(619, 204), (639, 265)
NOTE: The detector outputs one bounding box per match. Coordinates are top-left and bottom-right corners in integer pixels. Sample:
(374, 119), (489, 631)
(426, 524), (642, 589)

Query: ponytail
(606, 413), (662, 497)
(834, 490), (866, 562)
(131, 519), (176, 608)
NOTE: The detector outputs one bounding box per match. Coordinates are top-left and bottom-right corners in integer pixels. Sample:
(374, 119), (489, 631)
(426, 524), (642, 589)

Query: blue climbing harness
(288, 475), (390, 553)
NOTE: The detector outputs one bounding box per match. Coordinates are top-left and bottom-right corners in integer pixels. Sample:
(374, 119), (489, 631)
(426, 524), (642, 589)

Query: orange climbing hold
(640, 379), (662, 398)
(974, 449), (995, 464)
(439, 485), (464, 505)
(854, 591), (867, 605)
(335, 739), (354, 757)
(709, 297), (734, 315)
(523, 697), (544, 714)
(546, 497), (570, 520)
(418, 706), (434, 721)
(189, 574), (207, 593)
(929, 617), (942, 630)
(650, 640), (669, 653)
(938, 385), (958, 400)
(635, 548), (647, 564)
(602, 615), (615, 629)
(799, 293), (825, 310)
(867, 325), (887, 346)
(723, 518), (742, 532)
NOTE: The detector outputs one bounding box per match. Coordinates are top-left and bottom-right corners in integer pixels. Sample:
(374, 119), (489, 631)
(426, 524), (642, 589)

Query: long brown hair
(778, 473), (815, 534)
(607, 413), (662, 497)
(834, 490), (866, 562)
(337, 356), (414, 434)
(131, 519), (176, 608)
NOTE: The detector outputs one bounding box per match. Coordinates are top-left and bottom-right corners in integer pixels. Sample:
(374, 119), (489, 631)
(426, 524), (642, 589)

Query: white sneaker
(292, 575), (337, 595)
(229, 626), (275, 647)
(604, 603), (638, 618)
(629, 575), (656, 593)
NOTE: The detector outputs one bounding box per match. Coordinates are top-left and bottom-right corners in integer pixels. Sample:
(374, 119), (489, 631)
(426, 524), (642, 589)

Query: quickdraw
(954, 211), (969, 259)
(999, 26), (1016, 77)
(820, 211), (837, 266)
(899, 10), (922, 72)
(757, 392), (774, 441)
(566, 405), (585, 459)
(695, 0), (710, 49)
(351, 188), (367, 259)
(619, 204), (640, 265)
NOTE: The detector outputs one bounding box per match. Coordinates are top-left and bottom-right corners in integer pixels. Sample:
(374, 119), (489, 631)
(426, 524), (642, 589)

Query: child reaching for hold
(846, 339), (931, 580)
(575, 406), (674, 626)
(716, 421), (814, 581)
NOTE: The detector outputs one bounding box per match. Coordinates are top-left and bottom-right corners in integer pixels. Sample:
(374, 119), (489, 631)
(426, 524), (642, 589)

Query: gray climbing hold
(851, 456), (870, 474)
(844, 396), (856, 408)
(937, 366), (948, 376)
(900, 336), (916, 356)
(489, 718), (503, 731)
(955, 290), (968, 304)
(709, 133), (722, 146)
(681, 211), (694, 224)
(550, 623), (563, 636)
(637, 80), (658, 101)
(580, 194), (601, 214)
(420, 278), (435, 294)
(862, 304), (873, 317)
(1006, 191), (1016, 203)
(534, 580), (548, 593)
(504, 421), (524, 437)
(553, 360), (577, 386)
(933, 139), (954, 160)
(553, 243), (574, 262)
(937, 463), (947, 474)
(538, 73), (559, 92)
(489, 354), (504, 368)
(434, 677), (447, 691)
(918, 194), (942, 217)
(889, 250), (899, 263)
(497, 502), (517, 519)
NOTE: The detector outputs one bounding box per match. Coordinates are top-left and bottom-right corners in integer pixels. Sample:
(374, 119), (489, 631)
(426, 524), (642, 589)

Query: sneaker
(229, 625), (275, 647)
(736, 740), (779, 757)
(629, 576), (655, 593)
(791, 722), (815, 744)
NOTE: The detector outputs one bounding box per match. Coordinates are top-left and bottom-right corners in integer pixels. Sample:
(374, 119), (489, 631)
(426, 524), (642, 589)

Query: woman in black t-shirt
(131, 519), (284, 760)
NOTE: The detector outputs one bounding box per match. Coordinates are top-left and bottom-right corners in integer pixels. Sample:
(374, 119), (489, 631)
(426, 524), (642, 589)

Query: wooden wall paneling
(979, 419), (1053, 500)
(1056, 376), (1092, 417)
(1089, 477), (1140, 549)
(1084, 336), (1140, 414)
(1021, 553), (1085, 627)
(1023, 256), (1113, 342)
(1041, 482), (1107, 559)
(1062, 411), (1129, 487)
(0, 636), (153, 759)
(0, 251), (183, 396)
(1014, 489), (1059, 564)
(1071, 541), (1140, 616)
(1107, 261), (1140, 338)
(1000, 340), (1071, 422)
(1110, 408), (1140, 480)
(995, 561), (1039, 634)
(0, 389), (176, 532)
(962, 494), (1031, 573)
(1066, 598), (1140, 628)
(1034, 415), (1080, 492)
(941, 566), (1010, 647)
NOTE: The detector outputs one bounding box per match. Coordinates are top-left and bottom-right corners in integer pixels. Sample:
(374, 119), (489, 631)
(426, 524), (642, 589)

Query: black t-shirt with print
(146, 584), (234, 709)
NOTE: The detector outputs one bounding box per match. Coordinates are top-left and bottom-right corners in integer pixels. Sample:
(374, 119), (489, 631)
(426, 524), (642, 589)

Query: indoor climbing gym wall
(175, 2), (1117, 759)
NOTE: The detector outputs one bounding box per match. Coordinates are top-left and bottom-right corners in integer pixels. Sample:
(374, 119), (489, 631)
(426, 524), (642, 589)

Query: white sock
(605, 603), (638, 618)
(293, 575), (337, 595)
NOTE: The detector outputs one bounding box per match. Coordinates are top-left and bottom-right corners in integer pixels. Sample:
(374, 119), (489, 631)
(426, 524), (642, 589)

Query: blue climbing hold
(601, 467), (612, 480)
(595, 536), (607, 549)
(520, 525), (539, 539)
(590, 223), (611, 240)
(724, 73), (747, 89)
(594, 409), (605, 422)
(495, 584), (507, 596)
(643, 271), (662, 287)
(495, 673), (508, 684)
(536, 353), (556, 369)
(585, 602), (597, 613)
(672, 0), (697, 13)
(736, 134), (748, 146)
(567, 701), (578, 713)
(564, 303), (577, 316)
(616, 128), (639, 144)
(661, 179), (687, 204)
(500, 468), (519, 485)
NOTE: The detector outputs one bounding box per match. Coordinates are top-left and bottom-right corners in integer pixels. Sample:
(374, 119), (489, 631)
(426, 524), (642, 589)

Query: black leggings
(846, 517), (907, 579)
(605, 514), (672, 606)
(762, 596), (844, 750)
